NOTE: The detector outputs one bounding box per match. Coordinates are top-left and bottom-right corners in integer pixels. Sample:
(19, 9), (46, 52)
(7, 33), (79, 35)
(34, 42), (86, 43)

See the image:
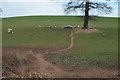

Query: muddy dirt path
(33, 53), (74, 78)
(46, 29), (75, 54)
(30, 50), (118, 78)
(30, 30), (77, 77)
(27, 29), (81, 78)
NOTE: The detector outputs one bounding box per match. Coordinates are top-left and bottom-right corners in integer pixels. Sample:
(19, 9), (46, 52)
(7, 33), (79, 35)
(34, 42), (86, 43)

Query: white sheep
(38, 25), (42, 28)
(77, 25), (80, 27)
(8, 28), (14, 34)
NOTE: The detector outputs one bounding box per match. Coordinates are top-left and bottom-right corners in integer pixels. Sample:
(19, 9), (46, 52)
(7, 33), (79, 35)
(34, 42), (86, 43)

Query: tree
(64, 0), (115, 29)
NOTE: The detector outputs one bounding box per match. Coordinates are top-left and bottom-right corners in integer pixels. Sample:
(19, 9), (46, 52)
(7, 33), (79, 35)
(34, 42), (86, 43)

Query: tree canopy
(64, 0), (112, 14)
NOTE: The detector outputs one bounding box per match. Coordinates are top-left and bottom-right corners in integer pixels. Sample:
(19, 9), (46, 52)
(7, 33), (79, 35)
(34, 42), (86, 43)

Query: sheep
(7, 28), (14, 34)
(64, 25), (73, 29)
(77, 25), (81, 27)
(38, 25), (42, 28)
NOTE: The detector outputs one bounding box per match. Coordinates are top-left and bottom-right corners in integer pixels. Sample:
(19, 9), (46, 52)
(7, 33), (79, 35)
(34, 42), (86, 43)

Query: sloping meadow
(2, 16), (118, 69)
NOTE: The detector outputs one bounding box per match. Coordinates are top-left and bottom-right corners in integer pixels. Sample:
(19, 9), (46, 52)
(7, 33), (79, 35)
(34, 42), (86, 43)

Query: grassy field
(2, 16), (118, 69)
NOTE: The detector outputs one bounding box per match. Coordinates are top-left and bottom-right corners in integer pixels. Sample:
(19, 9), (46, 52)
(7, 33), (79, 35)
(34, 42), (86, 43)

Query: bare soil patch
(72, 27), (101, 34)
(2, 47), (118, 78)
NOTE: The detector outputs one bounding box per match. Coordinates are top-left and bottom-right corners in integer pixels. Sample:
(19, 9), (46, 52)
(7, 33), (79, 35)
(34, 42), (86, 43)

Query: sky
(1, 0), (119, 18)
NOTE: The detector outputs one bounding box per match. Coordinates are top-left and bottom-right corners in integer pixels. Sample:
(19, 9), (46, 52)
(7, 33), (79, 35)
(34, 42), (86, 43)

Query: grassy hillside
(2, 16), (118, 69)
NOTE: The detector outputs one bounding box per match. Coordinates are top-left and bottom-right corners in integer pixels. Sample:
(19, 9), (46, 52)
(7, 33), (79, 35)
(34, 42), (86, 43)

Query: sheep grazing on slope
(64, 25), (73, 29)
(7, 28), (14, 34)
(38, 25), (42, 28)
(77, 25), (81, 27)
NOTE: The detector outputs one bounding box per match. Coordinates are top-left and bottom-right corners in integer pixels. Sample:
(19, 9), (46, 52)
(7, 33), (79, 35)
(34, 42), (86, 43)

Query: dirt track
(2, 29), (118, 78)
(2, 47), (118, 78)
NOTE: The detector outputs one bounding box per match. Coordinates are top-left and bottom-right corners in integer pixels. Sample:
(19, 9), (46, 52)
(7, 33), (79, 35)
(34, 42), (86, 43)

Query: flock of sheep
(7, 25), (81, 34)
(38, 25), (81, 28)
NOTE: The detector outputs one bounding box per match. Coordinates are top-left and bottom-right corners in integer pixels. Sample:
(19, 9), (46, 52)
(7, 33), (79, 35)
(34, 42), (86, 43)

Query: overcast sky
(1, 0), (119, 18)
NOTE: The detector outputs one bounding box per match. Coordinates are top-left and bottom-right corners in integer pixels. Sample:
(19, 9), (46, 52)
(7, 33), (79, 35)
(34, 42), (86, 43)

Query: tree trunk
(82, 0), (89, 29)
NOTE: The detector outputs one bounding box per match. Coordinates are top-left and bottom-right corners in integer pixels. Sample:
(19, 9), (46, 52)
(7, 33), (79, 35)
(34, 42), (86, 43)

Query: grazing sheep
(8, 28), (14, 34)
(38, 25), (42, 28)
(77, 25), (81, 27)
(64, 25), (73, 29)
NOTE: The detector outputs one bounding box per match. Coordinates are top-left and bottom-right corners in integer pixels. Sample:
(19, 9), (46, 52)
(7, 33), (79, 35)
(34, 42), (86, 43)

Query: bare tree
(64, 0), (117, 29)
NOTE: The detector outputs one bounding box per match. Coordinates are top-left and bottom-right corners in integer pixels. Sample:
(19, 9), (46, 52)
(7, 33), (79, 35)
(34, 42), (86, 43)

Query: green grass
(2, 16), (118, 69)
(49, 27), (118, 68)
(3, 27), (70, 47)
